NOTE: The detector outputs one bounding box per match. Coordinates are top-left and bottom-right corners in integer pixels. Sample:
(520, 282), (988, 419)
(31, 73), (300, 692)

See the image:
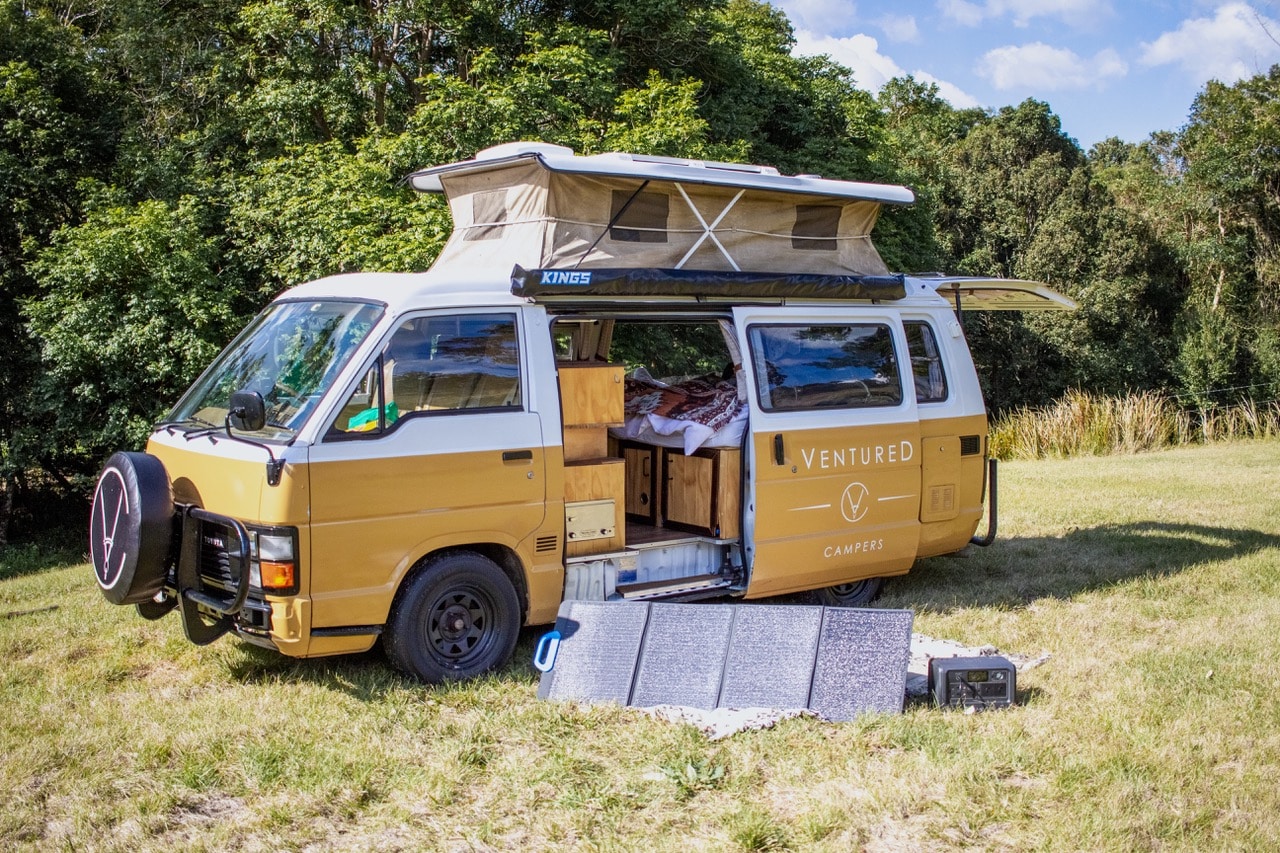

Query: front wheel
(385, 552), (521, 683)
(816, 577), (884, 607)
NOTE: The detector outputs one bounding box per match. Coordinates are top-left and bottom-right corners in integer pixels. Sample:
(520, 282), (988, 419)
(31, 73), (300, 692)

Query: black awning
(510, 266), (906, 301)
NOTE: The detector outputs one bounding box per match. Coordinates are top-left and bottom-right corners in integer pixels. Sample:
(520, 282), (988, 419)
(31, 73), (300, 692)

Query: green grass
(3, 440), (1280, 850)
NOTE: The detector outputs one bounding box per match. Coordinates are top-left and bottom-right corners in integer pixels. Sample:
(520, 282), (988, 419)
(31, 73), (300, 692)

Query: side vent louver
(535, 535), (559, 554)
(960, 435), (982, 456)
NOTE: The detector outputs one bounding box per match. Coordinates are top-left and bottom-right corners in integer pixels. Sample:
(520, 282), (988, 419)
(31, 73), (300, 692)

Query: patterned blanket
(623, 374), (744, 432)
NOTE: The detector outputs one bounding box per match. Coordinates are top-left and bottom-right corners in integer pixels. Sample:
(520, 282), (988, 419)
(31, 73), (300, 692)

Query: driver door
(306, 310), (546, 628)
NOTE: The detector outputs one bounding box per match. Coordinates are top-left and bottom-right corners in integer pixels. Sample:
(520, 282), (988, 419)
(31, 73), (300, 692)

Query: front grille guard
(176, 507), (252, 645)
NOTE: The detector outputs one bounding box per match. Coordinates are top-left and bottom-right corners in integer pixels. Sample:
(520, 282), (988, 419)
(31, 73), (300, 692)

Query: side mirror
(227, 390), (267, 432)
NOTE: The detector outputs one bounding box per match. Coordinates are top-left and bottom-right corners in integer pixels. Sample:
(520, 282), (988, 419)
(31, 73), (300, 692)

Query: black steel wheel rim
(831, 580), (873, 600)
(425, 585), (495, 668)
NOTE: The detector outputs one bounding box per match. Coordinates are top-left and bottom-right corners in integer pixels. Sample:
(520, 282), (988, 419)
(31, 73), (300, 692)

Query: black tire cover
(89, 451), (174, 605)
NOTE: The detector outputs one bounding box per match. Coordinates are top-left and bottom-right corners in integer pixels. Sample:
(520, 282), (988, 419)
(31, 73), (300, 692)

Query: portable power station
(928, 655), (1016, 709)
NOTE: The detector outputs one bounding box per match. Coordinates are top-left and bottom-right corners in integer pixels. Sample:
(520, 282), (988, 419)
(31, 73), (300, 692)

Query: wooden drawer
(564, 458), (625, 556)
(563, 426), (609, 463)
(559, 363), (625, 427)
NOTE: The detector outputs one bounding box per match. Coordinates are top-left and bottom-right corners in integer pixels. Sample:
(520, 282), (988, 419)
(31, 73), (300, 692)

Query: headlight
(248, 527), (298, 594)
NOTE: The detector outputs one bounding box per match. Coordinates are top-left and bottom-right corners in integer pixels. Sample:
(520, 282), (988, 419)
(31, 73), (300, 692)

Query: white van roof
(408, 142), (916, 204)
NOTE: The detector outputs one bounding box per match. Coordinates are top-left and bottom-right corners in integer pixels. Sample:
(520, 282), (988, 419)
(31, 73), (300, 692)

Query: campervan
(89, 142), (1074, 682)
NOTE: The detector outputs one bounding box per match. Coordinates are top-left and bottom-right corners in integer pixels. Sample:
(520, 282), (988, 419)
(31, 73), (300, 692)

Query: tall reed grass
(989, 390), (1280, 459)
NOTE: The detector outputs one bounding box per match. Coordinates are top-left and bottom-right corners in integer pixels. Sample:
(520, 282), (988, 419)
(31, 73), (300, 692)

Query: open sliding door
(733, 307), (922, 598)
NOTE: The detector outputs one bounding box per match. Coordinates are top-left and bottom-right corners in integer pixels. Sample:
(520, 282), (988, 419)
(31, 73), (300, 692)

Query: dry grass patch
(2, 440), (1280, 850)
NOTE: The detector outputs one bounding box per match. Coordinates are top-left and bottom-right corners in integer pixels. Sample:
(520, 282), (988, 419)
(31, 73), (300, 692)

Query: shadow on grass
(220, 625), (546, 698)
(0, 528), (88, 582)
(884, 520), (1280, 612)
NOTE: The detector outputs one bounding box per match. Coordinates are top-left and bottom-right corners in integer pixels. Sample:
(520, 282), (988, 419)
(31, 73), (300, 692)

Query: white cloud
(793, 31), (906, 89)
(775, 0), (860, 37)
(1140, 3), (1280, 84)
(977, 42), (1127, 90)
(791, 30), (980, 110)
(938, 0), (986, 26)
(915, 72), (983, 109)
(877, 14), (919, 43)
(939, 0), (1110, 28)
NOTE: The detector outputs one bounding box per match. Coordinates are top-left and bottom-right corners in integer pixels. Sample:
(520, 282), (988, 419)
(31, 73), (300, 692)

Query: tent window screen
(791, 205), (840, 250)
(466, 190), (508, 241)
(609, 190), (668, 243)
(904, 321), (949, 403)
(748, 323), (902, 411)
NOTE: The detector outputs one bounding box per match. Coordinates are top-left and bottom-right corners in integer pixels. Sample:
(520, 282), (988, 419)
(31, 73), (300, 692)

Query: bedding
(612, 370), (747, 454)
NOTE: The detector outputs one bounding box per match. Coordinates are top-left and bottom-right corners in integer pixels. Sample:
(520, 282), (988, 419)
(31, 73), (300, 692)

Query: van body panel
(743, 423), (922, 596)
(307, 412), (547, 628)
(146, 432), (310, 530)
(917, 412), (989, 557)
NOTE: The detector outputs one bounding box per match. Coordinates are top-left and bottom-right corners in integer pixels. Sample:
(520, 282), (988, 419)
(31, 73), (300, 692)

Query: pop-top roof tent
(408, 142), (913, 279)
(407, 142), (1075, 311)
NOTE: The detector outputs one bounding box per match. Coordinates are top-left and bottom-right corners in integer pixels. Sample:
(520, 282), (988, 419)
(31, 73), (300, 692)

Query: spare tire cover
(90, 451), (174, 605)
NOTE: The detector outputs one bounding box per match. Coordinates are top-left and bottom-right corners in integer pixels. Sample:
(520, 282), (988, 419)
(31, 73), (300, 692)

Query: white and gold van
(89, 143), (1073, 682)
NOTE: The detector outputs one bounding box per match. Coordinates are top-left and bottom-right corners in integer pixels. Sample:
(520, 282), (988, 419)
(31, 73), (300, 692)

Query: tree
(1173, 67), (1280, 405)
(224, 137), (451, 293)
(0, 1), (127, 535)
(25, 196), (246, 476)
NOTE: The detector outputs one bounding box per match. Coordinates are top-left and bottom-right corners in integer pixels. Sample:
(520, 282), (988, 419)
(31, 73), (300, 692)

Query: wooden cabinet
(564, 458), (626, 557)
(563, 426), (609, 462)
(621, 443), (741, 538)
(662, 448), (741, 539)
(558, 363), (625, 427)
(663, 451), (714, 530)
(622, 443), (658, 522)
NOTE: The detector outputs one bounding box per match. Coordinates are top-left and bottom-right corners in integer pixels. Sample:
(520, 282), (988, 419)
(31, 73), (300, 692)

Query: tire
(816, 577), (884, 607)
(385, 552), (521, 683)
(89, 451), (174, 605)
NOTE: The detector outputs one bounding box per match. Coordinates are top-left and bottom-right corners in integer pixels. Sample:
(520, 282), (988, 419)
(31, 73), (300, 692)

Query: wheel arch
(394, 542), (531, 626)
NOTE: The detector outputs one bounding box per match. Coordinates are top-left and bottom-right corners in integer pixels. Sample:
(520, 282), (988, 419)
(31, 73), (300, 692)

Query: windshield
(167, 300), (384, 440)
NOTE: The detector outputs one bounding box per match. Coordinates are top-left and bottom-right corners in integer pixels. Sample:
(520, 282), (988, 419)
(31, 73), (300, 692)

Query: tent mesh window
(466, 189), (508, 241)
(609, 190), (669, 243)
(792, 204), (840, 251)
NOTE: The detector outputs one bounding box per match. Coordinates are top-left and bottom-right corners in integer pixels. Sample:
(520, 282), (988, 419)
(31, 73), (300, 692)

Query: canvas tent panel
(428, 169), (892, 279)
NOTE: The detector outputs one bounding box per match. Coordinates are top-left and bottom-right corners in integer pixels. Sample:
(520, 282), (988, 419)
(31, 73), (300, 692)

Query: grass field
(3, 440), (1279, 851)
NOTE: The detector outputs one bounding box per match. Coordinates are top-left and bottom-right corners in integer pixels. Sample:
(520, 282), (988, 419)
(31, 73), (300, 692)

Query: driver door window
(328, 313), (521, 438)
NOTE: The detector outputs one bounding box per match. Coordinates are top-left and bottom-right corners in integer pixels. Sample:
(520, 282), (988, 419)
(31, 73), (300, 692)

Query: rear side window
(328, 313), (521, 437)
(904, 321), (949, 403)
(747, 324), (902, 411)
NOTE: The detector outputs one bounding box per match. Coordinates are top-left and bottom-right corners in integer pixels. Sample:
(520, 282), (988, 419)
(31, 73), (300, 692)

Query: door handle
(773, 433), (785, 466)
(502, 449), (533, 462)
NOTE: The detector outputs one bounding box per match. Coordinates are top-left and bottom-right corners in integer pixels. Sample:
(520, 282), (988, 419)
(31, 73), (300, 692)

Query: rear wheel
(816, 577), (883, 607)
(385, 552), (521, 683)
(89, 451), (173, 605)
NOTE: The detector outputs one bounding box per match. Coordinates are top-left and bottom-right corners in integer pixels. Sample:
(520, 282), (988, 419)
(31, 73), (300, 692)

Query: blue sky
(772, 0), (1280, 150)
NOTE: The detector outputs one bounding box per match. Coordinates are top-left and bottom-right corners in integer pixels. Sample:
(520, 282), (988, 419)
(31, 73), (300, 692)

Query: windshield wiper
(157, 415), (221, 437)
(158, 415), (218, 429)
